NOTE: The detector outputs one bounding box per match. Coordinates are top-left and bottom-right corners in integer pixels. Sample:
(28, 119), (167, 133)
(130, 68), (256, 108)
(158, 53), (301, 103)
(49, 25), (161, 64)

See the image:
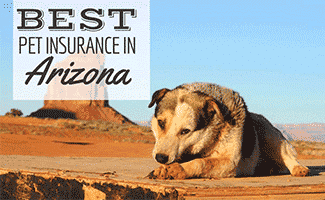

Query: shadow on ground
(52, 140), (93, 145)
(308, 165), (325, 176)
(28, 109), (77, 120)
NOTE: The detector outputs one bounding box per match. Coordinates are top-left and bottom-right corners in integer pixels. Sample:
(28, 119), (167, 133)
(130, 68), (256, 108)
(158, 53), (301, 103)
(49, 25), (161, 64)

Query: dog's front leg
(181, 157), (236, 178)
(149, 157), (235, 179)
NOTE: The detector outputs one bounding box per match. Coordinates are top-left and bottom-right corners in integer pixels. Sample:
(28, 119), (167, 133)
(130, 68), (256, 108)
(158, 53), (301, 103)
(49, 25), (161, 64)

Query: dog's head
(148, 87), (228, 165)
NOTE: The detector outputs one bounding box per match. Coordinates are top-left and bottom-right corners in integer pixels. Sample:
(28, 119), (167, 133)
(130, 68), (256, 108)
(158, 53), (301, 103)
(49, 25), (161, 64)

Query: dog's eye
(158, 120), (165, 130)
(180, 129), (191, 135)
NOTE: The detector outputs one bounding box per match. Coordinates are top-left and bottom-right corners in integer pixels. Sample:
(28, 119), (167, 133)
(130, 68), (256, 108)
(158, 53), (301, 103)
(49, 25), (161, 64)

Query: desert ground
(1, 116), (325, 199)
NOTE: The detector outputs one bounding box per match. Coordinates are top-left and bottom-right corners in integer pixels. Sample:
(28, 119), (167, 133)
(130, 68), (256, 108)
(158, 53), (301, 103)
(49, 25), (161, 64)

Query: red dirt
(1, 116), (325, 160)
(0, 134), (153, 157)
(0, 116), (153, 157)
(0, 116), (59, 126)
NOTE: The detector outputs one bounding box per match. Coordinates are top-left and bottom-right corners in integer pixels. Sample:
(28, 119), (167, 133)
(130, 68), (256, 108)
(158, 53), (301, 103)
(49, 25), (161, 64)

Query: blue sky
(1, 0), (324, 124)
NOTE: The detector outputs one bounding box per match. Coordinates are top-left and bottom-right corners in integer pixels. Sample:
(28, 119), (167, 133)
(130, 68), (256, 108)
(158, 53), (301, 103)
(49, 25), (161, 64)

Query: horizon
(1, 0), (325, 124)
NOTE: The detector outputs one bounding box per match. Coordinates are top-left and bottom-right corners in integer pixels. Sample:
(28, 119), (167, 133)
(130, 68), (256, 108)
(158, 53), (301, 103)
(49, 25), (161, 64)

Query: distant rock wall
(275, 123), (325, 143)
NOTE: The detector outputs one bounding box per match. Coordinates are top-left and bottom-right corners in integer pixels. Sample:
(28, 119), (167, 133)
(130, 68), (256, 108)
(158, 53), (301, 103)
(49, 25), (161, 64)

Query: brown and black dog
(147, 82), (309, 179)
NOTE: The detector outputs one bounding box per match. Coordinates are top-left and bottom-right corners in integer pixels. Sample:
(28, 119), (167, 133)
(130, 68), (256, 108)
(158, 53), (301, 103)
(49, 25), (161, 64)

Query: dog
(147, 82), (310, 179)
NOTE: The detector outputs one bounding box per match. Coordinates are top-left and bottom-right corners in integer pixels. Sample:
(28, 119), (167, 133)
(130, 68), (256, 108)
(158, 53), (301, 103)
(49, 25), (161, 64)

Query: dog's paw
(291, 165), (310, 177)
(165, 163), (187, 180)
(147, 163), (187, 180)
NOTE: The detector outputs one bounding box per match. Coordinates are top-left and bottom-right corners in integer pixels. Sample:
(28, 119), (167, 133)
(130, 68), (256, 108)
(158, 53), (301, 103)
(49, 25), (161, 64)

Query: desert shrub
(291, 140), (325, 156)
(61, 122), (76, 129)
(5, 109), (23, 117)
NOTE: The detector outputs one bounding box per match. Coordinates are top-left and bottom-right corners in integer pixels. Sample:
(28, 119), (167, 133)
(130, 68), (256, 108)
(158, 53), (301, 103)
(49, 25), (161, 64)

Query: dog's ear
(206, 98), (235, 125)
(148, 88), (170, 108)
(205, 98), (224, 121)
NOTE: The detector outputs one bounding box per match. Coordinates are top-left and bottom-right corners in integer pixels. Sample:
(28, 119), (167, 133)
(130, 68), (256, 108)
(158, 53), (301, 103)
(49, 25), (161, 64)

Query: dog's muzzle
(155, 153), (169, 164)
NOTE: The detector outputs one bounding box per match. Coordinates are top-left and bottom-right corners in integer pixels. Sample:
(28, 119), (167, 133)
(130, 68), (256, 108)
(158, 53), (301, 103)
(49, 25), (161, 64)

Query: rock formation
(29, 53), (133, 124)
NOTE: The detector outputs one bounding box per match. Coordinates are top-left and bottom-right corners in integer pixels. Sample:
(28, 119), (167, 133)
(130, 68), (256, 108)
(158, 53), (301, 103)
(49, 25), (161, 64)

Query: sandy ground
(0, 134), (153, 158)
(0, 116), (154, 158)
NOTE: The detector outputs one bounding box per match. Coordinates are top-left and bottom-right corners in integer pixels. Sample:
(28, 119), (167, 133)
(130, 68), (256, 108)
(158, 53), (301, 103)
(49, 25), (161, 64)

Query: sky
(1, 0), (324, 124)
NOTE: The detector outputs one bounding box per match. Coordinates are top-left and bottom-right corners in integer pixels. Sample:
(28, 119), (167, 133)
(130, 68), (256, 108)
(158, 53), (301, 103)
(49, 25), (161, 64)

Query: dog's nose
(155, 153), (169, 164)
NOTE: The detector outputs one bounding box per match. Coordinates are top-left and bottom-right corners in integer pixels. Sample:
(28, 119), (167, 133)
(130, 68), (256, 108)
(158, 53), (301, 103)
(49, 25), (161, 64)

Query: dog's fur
(147, 82), (309, 179)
